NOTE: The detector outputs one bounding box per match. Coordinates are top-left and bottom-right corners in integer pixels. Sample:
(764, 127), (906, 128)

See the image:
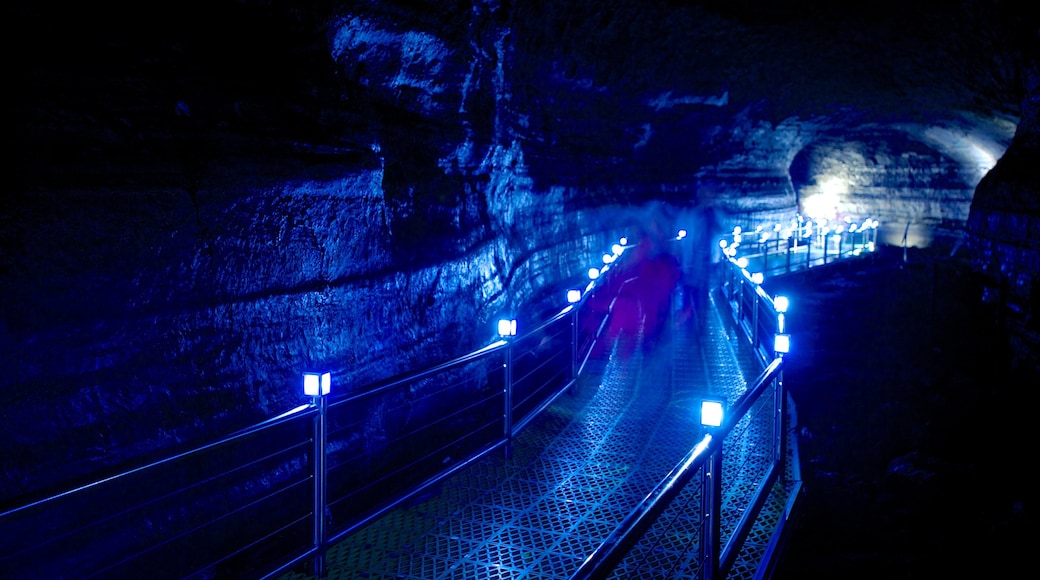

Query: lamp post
(699, 399), (725, 580)
(498, 319), (517, 459)
(303, 371), (331, 578)
(567, 290), (581, 381)
(773, 295), (790, 484)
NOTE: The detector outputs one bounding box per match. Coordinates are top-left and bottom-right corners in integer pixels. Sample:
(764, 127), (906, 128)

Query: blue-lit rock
(4, 0), (1034, 510)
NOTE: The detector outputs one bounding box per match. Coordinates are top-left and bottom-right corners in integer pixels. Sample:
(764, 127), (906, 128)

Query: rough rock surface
(5, 0), (1034, 535)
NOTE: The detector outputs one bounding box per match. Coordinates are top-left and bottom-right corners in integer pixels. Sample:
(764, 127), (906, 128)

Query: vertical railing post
(752, 293), (760, 351)
(700, 445), (723, 580)
(503, 344), (513, 459)
(774, 366), (786, 485)
(805, 234), (812, 269)
(571, 306), (579, 382)
(313, 394), (328, 577)
(498, 318), (517, 460)
(303, 371), (332, 579)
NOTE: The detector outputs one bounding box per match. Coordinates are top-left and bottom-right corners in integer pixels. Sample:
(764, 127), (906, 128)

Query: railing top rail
(571, 355), (786, 579)
(0, 404), (319, 519)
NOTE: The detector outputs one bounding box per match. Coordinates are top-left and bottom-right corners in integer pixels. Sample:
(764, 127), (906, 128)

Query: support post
(503, 346), (513, 459)
(701, 446), (723, 580)
(312, 393), (328, 577)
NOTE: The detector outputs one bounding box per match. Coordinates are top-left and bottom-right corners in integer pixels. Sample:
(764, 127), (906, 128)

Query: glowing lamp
(700, 400), (725, 429)
(751, 272), (764, 285)
(303, 372), (331, 397)
(677, 229), (687, 240)
(719, 239), (728, 249)
(588, 267), (600, 280)
(612, 243), (624, 255)
(567, 289), (581, 303)
(774, 333), (791, 355)
(736, 257), (749, 269)
(774, 295), (789, 313)
(498, 319), (517, 337)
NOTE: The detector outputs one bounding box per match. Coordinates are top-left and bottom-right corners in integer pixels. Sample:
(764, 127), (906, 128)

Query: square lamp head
(774, 333), (791, 355)
(304, 371), (331, 397)
(567, 289), (582, 303)
(498, 318), (517, 337)
(700, 400), (725, 429)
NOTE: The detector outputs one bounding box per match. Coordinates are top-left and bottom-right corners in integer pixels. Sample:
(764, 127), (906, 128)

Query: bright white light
(567, 289), (581, 303)
(803, 176), (848, 222)
(701, 400), (725, 428)
(303, 372), (331, 397)
(498, 319), (517, 337)
(719, 239), (728, 248)
(737, 257), (749, 269)
(619, 237), (628, 245)
(733, 226), (742, 235)
(774, 333), (790, 354)
(774, 295), (789, 313)
(588, 267), (600, 280)
(612, 243), (624, 255)
(603, 253), (615, 264)
(676, 229), (687, 240)
(725, 247), (737, 257)
(751, 272), (764, 284)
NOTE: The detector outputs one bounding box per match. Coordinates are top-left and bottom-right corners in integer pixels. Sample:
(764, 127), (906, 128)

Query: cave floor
(278, 288), (792, 580)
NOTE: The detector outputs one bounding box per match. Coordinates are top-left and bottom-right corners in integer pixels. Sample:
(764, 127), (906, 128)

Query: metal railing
(571, 255), (795, 580)
(721, 217), (880, 280)
(0, 229), (811, 580)
(0, 241), (634, 580)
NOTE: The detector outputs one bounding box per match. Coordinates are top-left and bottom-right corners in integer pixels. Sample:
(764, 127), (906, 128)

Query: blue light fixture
(498, 318), (517, 337)
(303, 372), (331, 397)
(701, 400), (725, 429)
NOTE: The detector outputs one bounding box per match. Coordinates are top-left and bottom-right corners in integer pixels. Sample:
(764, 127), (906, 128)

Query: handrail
(570, 250), (794, 580)
(0, 236), (637, 580)
(572, 358), (785, 579)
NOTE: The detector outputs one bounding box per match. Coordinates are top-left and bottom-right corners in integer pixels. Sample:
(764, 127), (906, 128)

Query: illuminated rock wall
(4, 0), (1030, 504)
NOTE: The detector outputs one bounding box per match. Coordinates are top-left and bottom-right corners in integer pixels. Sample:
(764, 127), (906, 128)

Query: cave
(5, 1), (1037, 578)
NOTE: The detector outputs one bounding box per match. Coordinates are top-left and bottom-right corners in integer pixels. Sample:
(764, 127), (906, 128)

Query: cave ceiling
(18, 1), (1029, 208)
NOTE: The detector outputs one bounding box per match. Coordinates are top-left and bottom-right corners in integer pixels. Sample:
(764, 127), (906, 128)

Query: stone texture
(4, 0), (1034, 506)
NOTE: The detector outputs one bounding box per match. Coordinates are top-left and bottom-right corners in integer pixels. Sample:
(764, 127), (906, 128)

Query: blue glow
(498, 319), (517, 337)
(701, 400), (724, 428)
(303, 372), (331, 396)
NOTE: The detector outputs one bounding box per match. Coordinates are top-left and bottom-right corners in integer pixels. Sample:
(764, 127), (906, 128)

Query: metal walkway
(278, 285), (796, 580)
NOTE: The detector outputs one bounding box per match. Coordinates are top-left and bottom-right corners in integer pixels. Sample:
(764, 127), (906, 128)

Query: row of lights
(498, 236), (632, 340)
(303, 229), (788, 399)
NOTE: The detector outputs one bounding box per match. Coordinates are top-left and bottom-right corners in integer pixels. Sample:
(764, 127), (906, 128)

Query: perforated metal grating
(278, 289), (798, 580)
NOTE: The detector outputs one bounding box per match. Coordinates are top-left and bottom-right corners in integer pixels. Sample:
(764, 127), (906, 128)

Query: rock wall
(5, 0), (1029, 505)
